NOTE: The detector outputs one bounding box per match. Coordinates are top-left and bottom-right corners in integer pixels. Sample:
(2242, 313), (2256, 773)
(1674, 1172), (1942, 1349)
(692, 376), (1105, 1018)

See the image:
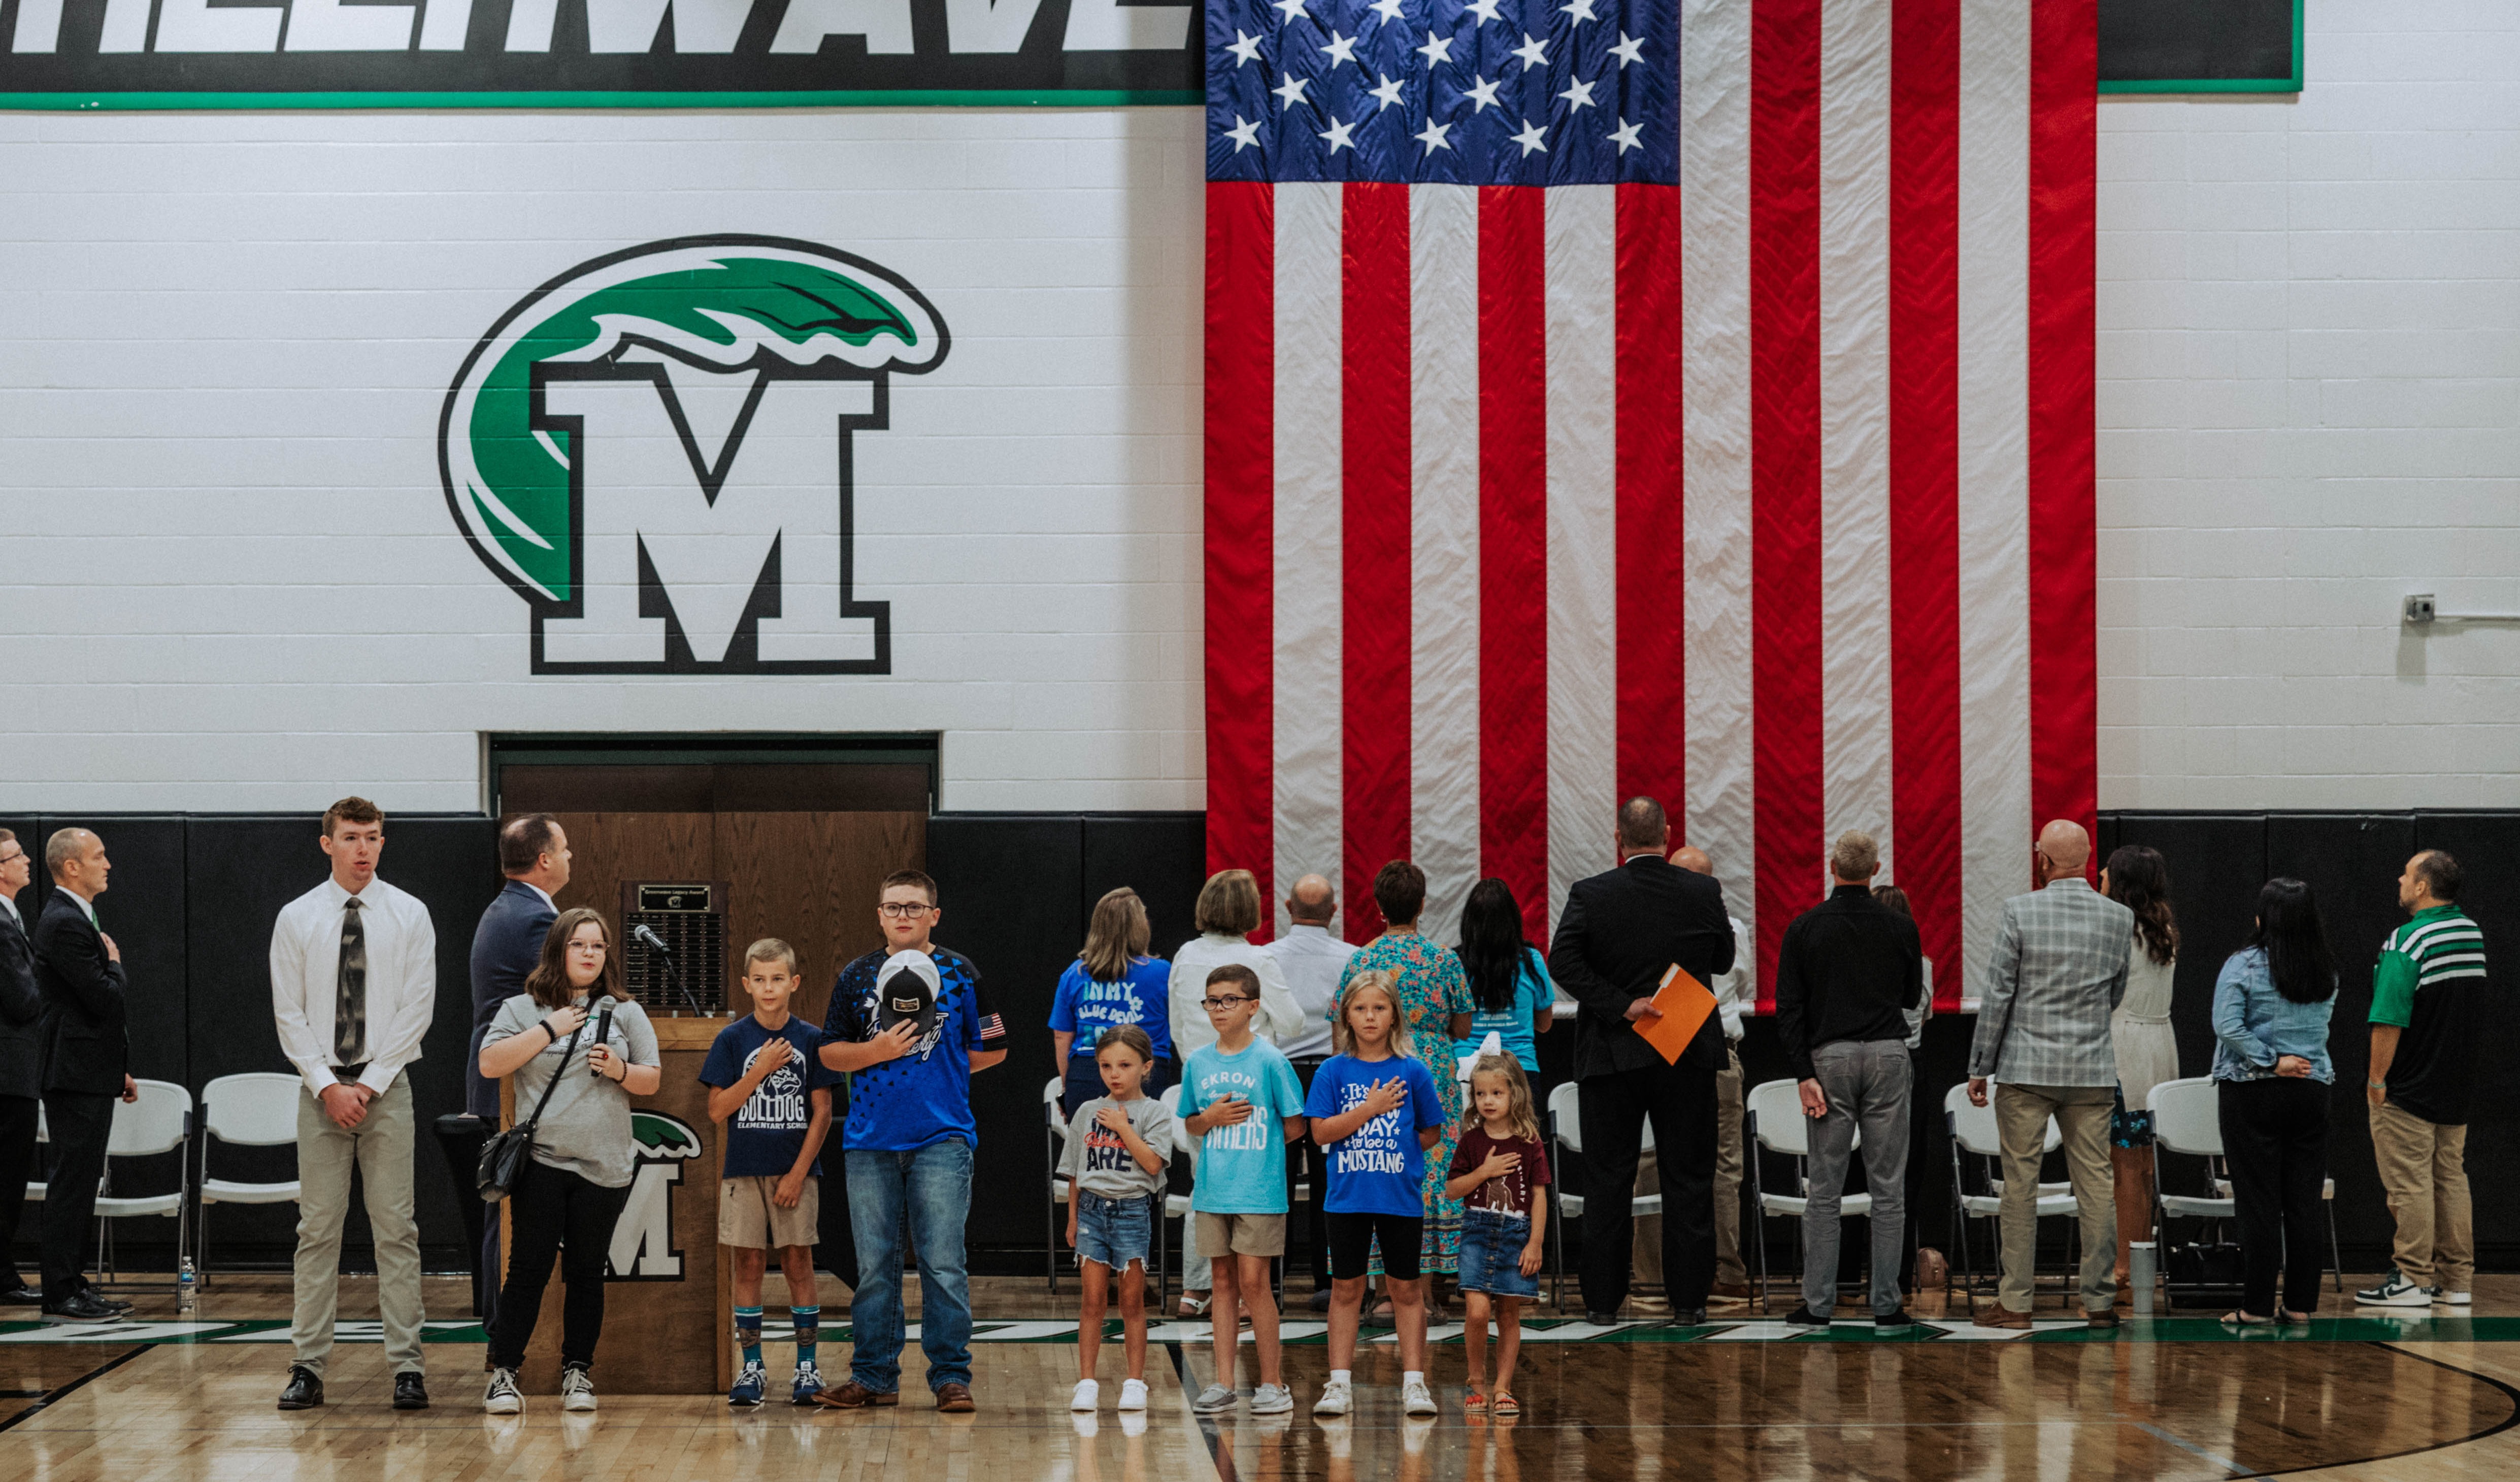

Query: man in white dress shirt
(1269, 874), (1354, 1301)
(269, 798), (438, 1413)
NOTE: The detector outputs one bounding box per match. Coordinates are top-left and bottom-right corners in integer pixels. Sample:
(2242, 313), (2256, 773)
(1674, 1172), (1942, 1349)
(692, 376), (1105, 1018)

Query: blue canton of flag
(1205, 0), (1676, 185)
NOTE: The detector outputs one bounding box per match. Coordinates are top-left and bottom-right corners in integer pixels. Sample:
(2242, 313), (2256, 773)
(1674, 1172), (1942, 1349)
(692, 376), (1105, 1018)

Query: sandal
(1491, 1391), (1521, 1418)
(1178, 1293), (1212, 1318)
(1463, 1390), (1488, 1413)
(2218, 1310), (2274, 1327)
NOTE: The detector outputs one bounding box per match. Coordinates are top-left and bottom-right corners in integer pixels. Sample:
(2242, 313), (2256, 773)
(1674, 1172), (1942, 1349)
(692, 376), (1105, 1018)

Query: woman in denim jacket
(2211, 878), (2338, 1327)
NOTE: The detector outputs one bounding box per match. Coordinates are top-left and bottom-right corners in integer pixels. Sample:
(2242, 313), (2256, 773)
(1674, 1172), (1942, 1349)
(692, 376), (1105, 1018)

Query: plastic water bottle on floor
(177, 1258), (197, 1315)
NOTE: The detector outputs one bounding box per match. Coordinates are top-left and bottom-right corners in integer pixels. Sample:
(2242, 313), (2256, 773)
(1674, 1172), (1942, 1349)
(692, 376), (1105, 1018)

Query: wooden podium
(504, 1014), (737, 1395)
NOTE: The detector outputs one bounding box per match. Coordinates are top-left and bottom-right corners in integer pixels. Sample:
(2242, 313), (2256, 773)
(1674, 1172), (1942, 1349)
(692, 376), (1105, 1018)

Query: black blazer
(0, 898), (43, 1099)
(1548, 854), (1738, 1079)
(32, 891), (129, 1096)
(466, 880), (557, 1117)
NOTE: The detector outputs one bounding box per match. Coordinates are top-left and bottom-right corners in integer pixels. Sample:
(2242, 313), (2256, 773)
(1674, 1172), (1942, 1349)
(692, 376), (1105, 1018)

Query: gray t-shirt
(485, 993), (660, 1190)
(1059, 1094), (1176, 1200)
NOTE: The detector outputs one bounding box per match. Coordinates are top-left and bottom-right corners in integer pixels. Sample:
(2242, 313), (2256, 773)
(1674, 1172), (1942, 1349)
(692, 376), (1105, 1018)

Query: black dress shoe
(393, 1372), (430, 1410)
(0, 1286), (42, 1307)
(1672, 1308), (1709, 1327)
(1876, 1309), (1917, 1329)
(40, 1291), (118, 1324)
(277, 1365), (325, 1410)
(76, 1283), (133, 1314)
(1584, 1310), (1621, 1325)
(1784, 1306), (1832, 1328)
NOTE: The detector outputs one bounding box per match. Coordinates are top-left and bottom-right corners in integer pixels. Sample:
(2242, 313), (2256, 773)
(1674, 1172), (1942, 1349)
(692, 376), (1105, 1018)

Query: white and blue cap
(874, 949), (943, 1041)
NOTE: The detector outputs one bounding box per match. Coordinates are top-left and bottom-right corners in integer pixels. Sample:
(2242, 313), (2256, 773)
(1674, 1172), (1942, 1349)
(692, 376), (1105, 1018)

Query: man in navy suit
(464, 814), (568, 1320)
(0, 830), (43, 1306)
(33, 829), (140, 1323)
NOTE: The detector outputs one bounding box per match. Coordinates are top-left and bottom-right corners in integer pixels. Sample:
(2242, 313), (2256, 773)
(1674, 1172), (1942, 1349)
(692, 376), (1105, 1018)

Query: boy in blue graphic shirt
(814, 870), (1007, 1413)
(1179, 963), (1307, 1418)
(700, 938), (840, 1407)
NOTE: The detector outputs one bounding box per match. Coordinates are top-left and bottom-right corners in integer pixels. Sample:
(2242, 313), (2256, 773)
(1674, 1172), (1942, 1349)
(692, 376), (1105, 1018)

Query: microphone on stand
(633, 923), (709, 1017)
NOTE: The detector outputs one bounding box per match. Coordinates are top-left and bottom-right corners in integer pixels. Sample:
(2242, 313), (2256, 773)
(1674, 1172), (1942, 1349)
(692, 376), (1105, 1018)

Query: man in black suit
(32, 828), (139, 1323)
(0, 829), (44, 1306)
(462, 814), (568, 1319)
(1548, 797), (1737, 1326)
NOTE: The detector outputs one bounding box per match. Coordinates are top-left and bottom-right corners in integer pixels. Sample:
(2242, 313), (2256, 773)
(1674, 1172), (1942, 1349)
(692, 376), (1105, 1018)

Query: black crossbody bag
(477, 1017), (587, 1202)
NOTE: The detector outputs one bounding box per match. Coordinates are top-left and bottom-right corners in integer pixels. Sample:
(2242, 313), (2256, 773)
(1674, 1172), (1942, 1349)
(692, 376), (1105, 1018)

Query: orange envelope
(1633, 964), (1717, 1065)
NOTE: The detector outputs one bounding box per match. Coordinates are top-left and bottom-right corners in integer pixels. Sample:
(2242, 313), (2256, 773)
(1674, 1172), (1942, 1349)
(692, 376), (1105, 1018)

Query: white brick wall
(0, 109), (1206, 814)
(2099, 0), (2520, 810)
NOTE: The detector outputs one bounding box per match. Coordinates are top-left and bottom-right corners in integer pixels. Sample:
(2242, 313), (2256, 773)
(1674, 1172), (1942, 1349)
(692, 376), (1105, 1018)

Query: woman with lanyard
(477, 906), (661, 1414)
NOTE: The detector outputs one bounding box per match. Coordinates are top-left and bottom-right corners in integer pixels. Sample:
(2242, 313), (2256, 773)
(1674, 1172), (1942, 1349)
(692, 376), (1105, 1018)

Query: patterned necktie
(335, 896), (368, 1064)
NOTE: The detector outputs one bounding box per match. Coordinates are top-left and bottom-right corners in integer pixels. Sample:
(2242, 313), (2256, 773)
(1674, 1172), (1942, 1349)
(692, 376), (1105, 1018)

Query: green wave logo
(630, 1110), (703, 1160)
(439, 235), (948, 607)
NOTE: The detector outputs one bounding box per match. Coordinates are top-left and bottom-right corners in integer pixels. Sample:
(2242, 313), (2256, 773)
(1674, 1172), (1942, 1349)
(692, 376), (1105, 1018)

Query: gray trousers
(1801, 1040), (1911, 1317)
(292, 1074), (426, 1376)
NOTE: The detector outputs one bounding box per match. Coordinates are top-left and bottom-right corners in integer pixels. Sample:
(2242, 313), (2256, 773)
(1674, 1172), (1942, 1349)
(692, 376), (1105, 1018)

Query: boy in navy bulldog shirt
(813, 870), (1006, 1413)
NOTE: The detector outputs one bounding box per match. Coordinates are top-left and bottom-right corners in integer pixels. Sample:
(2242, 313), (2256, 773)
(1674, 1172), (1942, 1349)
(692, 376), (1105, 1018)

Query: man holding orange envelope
(1546, 797), (1738, 1328)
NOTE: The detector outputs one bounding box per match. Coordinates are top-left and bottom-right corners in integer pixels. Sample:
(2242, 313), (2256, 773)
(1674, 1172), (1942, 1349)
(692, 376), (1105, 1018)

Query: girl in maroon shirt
(1443, 1054), (1550, 1416)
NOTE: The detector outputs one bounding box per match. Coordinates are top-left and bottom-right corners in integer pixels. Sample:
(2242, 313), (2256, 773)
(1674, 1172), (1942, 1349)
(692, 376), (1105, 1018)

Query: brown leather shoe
(1972, 1306), (2033, 1330)
(811, 1381), (899, 1409)
(935, 1383), (976, 1413)
(2086, 1309), (2121, 1329)
(1708, 1283), (1754, 1303)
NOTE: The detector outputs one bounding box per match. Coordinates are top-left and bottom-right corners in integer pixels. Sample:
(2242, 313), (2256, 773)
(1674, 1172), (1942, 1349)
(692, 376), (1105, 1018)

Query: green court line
(8, 1314), (2517, 1346)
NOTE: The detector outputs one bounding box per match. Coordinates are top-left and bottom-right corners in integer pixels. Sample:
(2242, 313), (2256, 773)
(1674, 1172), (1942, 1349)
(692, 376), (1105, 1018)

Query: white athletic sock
(1330, 1369), (1351, 1387)
(1404, 1370), (1424, 1388)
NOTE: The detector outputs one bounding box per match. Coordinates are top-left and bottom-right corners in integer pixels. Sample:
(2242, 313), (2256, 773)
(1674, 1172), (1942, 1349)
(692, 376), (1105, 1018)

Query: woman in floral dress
(1334, 860), (1474, 1287)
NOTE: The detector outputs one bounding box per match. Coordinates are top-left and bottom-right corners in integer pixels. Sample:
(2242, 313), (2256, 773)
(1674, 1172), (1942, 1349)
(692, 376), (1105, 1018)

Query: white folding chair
(1044, 1076), (1072, 1292)
(1943, 1082), (2075, 1306)
(1543, 1081), (1660, 1309)
(93, 1079), (192, 1291)
(2148, 1075), (2343, 1299)
(1745, 1079), (1870, 1312)
(1149, 1084), (1195, 1312)
(197, 1073), (304, 1289)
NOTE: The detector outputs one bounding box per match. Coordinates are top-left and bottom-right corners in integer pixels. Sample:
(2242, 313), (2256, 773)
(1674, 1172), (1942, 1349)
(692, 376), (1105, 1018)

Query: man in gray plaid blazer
(1966, 820), (2134, 1328)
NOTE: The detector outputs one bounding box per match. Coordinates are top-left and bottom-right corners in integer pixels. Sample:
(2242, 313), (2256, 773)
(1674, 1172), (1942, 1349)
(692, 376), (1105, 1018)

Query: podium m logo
(439, 236), (950, 673)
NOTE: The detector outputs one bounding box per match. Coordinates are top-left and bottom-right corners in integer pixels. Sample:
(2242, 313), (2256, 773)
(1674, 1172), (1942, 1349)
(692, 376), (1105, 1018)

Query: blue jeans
(845, 1139), (975, 1394)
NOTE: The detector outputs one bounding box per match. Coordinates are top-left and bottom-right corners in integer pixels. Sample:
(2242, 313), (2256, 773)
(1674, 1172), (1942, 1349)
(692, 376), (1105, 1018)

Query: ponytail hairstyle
(2248, 877), (2337, 1005)
(2103, 844), (2180, 967)
(1467, 1053), (1540, 1142)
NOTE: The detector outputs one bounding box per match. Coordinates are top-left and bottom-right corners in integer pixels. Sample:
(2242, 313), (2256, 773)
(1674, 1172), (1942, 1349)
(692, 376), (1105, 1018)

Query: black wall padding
(2414, 814), (2520, 1262)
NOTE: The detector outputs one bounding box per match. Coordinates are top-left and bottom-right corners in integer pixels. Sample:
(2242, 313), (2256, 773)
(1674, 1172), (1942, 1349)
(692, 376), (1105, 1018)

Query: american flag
(1204, 0), (2097, 1009)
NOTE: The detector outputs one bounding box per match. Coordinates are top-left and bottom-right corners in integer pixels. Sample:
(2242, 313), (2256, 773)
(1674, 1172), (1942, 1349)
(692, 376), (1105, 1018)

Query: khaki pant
(1633, 1048), (1746, 1292)
(2368, 1101), (2473, 1292)
(1994, 1083), (2115, 1316)
(292, 1075), (426, 1376)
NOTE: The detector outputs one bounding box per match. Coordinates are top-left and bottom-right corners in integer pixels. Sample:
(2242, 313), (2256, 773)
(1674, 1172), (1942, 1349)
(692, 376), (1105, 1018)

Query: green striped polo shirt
(2371, 904), (2486, 1027)
(2371, 903), (2488, 1125)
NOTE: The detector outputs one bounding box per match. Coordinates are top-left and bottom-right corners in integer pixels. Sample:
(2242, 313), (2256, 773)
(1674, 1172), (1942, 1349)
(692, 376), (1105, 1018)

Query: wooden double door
(547, 809), (924, 1025)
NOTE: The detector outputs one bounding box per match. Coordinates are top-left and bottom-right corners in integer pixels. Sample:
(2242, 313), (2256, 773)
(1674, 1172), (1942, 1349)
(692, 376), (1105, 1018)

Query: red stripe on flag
(1479, 185), (1548, 943)
(1342, 181), (1412, 942)
(1614, 183), (1685, 817)
(1204, 181), (1275, 889)
(1749, 0), (1823, 1002)
(1890, 0), (1964, 1005)
(2029, 0), (2098, 862)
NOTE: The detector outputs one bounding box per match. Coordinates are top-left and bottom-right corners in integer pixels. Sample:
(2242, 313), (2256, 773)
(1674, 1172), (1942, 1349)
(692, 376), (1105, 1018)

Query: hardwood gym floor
(4, 1275), (2516, 1479)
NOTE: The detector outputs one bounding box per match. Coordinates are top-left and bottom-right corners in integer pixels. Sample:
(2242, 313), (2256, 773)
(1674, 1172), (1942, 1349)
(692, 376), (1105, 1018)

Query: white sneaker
(1311, 1377), (1351, 1417)
(2356, 1274), (2433, 1309)
(1401, 1377), (1438, 1416)
(560, 1366), (597, 1412)
(2434, 1287), (2473, 1308)
(1250, 1383), (1293, 1414)
(1070, 1378), (1100, 1411)
(482, 1367), (522, 1415)
(1117, 1378), (1149, 1412)
(1190, 1383), (1237, 1414)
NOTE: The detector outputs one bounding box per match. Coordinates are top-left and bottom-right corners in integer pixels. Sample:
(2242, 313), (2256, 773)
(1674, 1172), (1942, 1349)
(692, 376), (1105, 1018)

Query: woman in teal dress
(1334, 861), (1474, 1286)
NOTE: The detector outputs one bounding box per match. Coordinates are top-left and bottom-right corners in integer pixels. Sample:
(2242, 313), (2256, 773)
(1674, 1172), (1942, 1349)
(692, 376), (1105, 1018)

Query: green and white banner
(0, 0), (1200, 108)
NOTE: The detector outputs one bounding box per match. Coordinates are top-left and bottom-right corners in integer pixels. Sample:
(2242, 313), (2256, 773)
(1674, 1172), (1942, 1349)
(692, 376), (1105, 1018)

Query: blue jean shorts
(1075, 1189), (1154, 1273)
(1456, 1206), (1540, 1298)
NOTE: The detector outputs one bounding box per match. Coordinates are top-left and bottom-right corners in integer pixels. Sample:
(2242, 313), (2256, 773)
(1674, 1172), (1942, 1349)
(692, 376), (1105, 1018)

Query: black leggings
(489, 1158), (633, 1371)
